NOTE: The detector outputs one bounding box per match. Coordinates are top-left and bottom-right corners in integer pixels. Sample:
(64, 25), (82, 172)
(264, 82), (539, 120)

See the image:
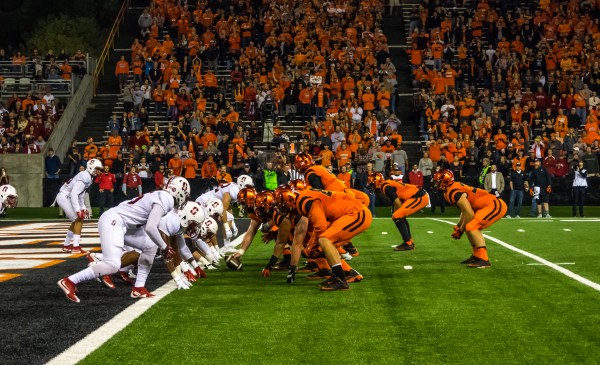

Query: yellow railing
(92, 0), (131, 94)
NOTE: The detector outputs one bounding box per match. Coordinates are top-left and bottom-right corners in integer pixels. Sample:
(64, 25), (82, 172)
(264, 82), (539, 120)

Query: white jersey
(114, 190), (174, 229)
(159, 210), (183, 236)
(196, 182), (240, 204)
(195, 189), (217, 205)
(59, 171), (93, 211)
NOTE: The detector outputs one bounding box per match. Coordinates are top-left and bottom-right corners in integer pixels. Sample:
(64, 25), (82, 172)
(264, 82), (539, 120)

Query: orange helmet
(237, 187), (257, 210)
(367, 172), (385, 190)
(293, 152), (314, 172)
(432, 169), (454, 191)
(289, 179), (307, 192)
(273, 185), (299, 214)
(254, 190), (276, 221)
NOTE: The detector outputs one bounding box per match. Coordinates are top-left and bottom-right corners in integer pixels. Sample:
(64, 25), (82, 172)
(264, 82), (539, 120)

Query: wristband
(237, 248), (245, 256)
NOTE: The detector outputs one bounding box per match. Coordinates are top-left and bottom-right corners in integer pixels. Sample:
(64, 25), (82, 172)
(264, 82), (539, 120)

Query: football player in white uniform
(193, 197), (224, 264)
(189, 216), (219, 270)
(58, 177), (190, 303)
(0, 185), (18, 215)
(56, 159), (103, 253)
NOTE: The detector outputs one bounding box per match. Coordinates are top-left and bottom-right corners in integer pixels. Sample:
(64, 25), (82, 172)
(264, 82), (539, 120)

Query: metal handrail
(92, 0), (131, 94)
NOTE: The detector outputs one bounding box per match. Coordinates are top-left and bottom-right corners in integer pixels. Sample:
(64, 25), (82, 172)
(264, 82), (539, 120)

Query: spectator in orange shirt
(201, 154), (218, 178)
(115, 56), (130, 89)
(362, 87), (375, 111)
(317, 144), (334, 168)
(217, 165), (233, 182)
(299, 84), (313, 123)
(168, 153), (183, 176)
(337, 165), (352, 187)
(183, 154), (198, 179)
(336, 142), (352, 169)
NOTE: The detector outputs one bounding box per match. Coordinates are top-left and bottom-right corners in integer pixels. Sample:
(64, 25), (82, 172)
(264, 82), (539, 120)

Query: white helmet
(86, 159), (103, 176)
(164, 176), (191, 209)
(203, 197), (223, 221)
(199, 217), (218, 240)
(178, 201), (206, 239)
(237, 175), (254, 189)
(0, 185), (18, 208)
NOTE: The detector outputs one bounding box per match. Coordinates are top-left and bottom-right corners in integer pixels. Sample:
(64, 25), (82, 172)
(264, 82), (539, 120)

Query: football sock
(68, 267), (95, 284)
(331, 264), (347, 282)
(64, 230), (74, 246)
(393, 218), (411, 243)
(340, 260), (352, 271)
(474, 246), (489, 261)
(72, 234), (81, 247)
(135, 263), (151, 287)
(406, 219), (412, 238)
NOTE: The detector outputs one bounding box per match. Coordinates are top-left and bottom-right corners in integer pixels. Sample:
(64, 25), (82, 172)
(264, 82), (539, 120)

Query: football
(225, 255), (243, 270)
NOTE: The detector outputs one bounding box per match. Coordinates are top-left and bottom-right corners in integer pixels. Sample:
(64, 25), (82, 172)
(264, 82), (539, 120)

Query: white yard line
(46, 281), (176, 365)
(527, 263), (575, 266)
(431, 218), (600, 293)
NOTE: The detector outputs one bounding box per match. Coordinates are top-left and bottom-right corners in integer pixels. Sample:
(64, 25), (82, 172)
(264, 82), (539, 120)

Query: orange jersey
(443, 182), (494, 210)
(296, 189), (362, 234)
(305, 165), (346, 191)
(381, 180), (420, 202)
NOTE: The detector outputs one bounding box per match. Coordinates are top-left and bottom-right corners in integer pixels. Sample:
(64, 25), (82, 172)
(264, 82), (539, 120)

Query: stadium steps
(74, 94), (121, 145)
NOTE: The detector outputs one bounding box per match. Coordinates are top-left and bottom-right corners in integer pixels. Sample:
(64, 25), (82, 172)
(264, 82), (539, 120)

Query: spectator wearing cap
(389, 163), (403, 181)
(507, 162), (526, 218)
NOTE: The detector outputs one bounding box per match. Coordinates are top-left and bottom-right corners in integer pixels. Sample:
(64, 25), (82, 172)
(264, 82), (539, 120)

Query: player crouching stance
(432, 169), (507, 268)
(368, 172), (429, 251)
(274, 187), (372, 291)
(58, 177), (190, 303)
(56, 159), (103, 253)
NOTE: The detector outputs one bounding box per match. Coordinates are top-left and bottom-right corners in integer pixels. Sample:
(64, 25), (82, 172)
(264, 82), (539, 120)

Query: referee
(572, 161), (588, 217)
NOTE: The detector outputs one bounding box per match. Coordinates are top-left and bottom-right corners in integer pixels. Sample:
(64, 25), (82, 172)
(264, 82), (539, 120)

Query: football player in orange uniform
(432, 169), (507, 268)
(368, 172), (429, 251)
(294, 153), (366, 256)
(275, 186), (372, 291)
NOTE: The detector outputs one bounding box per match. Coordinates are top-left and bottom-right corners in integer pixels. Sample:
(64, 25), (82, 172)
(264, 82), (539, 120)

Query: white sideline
(431, 218), (600, 292)
(46, 281), (176, 365)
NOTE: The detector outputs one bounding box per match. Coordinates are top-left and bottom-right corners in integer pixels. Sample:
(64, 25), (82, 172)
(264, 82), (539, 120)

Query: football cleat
(340, 252), (353, 261)
(131, 287), (156, 298)
(206, 263), (218, 270)
(467, 258), (491, 268)
(273, 257), (291, 271)
(116, 271), (135, 285)
(460, 255), (477, 264)
(306, 270), (332, 280)
(319, 276), (350, 291)
(343, 243), (359, 256)
(70, 246), (87, 254)
(344, 269), (363, 283)
(62, 245), (73, 253)
(57, 278), (80, 303)
(393, 242), (415, 251)
(297, 261), (318, 273)
(100, 275), (116, 289)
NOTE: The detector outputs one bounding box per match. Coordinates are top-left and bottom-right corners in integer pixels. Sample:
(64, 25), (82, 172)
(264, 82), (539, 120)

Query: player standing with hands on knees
(432, 169), (507, 268)
(56, 159), (103, 253)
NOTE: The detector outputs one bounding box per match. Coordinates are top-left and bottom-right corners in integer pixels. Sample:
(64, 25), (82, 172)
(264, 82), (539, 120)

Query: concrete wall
(1, 154), (44, 207)
(1, 76), (94, 207)
(46, 75), (94, 159)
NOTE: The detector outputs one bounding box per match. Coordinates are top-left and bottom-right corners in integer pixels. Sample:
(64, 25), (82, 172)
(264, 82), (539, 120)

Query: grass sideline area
(78, 218), (600, 364)
(2, 205), (600, 220)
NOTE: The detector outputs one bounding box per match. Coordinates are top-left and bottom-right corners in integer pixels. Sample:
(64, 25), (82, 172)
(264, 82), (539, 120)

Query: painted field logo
(0, 222), (99, 282)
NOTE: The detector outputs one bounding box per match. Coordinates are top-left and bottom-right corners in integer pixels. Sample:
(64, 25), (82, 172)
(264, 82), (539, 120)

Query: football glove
(184, 269), (197, 283)
(261, 230), (278, 244)
(546, 186), (552, 193)
(162, 246), (175, 262)
(286, 266), (297, 284)
(194, 266), (207, 278)
(225, 228), (233, 239)
(451, 225), (463, 240)
(529, 188), (535, 196)
(77, 210), (86, 220)
(180, 274), (192, 288)
(261, 267), (272, 277)
(174, 276), (190, 290)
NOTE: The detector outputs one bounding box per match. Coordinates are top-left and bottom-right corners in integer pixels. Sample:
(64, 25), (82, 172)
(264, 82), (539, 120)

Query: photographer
(571, 161), (588, 218)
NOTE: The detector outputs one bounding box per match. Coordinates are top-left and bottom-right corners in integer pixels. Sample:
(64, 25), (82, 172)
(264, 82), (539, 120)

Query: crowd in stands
(99, 0), (420, 192)
(0, 47), (89, 154)
(408, 0), (600, 193)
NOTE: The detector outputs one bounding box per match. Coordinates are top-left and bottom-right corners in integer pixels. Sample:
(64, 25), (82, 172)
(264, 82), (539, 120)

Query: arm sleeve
(144, 204), (167, 250)
(384, 185), (397, 202)
(193, 237), (212, 255)
(70, 180), (87, 211)
(307, 172), (324, 189)
(176, 234), (193, 261)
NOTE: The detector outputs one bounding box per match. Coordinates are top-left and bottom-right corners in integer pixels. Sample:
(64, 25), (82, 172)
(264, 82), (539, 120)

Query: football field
(51, 216), (600, 364)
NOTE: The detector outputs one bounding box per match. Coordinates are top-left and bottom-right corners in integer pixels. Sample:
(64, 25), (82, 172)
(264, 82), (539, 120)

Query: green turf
(80, 218), (600, 365)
